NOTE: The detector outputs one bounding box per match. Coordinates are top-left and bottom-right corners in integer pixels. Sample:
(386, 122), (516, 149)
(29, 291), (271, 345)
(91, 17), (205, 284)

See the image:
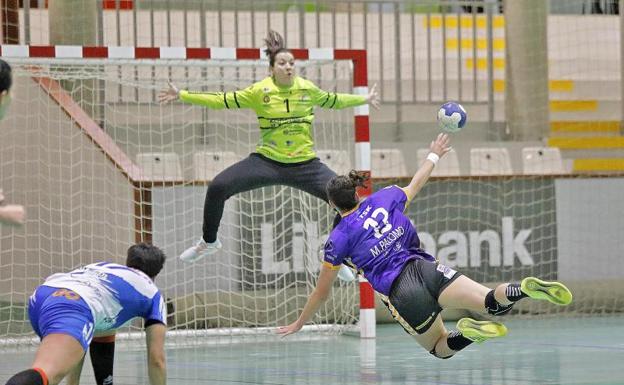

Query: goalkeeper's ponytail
(264, 30), (290, 67)
(326, 170), (369, 212)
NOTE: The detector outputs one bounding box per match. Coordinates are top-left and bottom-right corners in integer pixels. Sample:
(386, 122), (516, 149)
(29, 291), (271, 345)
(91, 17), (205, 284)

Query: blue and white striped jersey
(42, 262), (166, 332)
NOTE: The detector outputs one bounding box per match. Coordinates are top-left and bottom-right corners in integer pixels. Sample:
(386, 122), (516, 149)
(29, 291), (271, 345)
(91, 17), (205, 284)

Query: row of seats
(318, 147), (566, 177)
(136, 147), (565, 181)
(136, 152), (239, 181)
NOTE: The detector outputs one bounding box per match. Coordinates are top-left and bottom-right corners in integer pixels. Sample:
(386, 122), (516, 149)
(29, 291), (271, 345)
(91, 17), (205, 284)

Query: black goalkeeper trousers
(202, 153), (339, 243)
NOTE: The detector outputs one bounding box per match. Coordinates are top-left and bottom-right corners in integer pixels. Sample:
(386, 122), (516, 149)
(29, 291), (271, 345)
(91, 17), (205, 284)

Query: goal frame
(0, 44), (376, 338)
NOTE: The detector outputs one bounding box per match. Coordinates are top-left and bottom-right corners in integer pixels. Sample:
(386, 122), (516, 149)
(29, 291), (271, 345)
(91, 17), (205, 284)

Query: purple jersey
(323, 185), (435, 295)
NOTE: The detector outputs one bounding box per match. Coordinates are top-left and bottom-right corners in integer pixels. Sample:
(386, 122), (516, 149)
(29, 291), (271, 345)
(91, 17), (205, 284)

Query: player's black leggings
(202, 153), (338, 243)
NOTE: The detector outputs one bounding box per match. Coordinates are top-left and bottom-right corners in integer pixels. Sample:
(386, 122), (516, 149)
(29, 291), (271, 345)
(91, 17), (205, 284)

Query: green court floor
(1, 317), (622, 385)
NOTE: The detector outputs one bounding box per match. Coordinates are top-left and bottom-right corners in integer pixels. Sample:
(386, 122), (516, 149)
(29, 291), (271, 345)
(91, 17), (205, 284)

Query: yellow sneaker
(456, 318), (508, 343)
(521, 277), (573, 306)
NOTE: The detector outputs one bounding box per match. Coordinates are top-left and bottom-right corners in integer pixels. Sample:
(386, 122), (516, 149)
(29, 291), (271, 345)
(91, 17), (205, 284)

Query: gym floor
(1, 317), (622, 385)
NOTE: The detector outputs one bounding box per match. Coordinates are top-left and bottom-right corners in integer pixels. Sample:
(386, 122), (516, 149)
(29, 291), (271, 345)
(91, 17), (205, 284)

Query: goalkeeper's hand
(366, 83), (380, 110)
(158, 81), (180, 104)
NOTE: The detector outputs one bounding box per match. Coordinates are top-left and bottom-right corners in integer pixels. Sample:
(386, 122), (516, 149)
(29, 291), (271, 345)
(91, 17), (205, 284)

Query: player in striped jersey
(159, 30), (379, 265)
(278, 134), (572, 359)
(4, 243), (168, 385)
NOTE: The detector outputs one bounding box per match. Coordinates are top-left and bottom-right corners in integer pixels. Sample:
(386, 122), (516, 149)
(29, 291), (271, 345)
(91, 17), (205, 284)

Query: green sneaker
(456, 318), (508, 343)
(521, 277), (573, 306)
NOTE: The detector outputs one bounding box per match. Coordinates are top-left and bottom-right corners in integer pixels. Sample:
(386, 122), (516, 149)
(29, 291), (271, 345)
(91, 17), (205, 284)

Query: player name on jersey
(369, 226), (405, 258)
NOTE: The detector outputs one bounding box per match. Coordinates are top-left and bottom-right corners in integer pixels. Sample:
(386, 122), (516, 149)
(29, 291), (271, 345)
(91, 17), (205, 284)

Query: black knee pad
(485, 290), (514, 316)
(6, 369), (45, 385)
(429, 348), (453, 360)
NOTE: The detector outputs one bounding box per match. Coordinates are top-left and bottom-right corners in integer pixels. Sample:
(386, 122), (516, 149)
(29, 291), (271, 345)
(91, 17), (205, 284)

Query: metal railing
(15, 1), (498, 119)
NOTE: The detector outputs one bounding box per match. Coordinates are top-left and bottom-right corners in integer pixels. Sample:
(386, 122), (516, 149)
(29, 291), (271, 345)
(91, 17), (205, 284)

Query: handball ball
(437, 102), (467, 133)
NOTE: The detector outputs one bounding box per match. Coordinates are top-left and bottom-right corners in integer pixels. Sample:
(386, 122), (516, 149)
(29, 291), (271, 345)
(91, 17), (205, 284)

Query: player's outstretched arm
(159, 81), (255, 110)
(145, 323), (167, 385)
(311, 82), (379, 110)
(402, 133), (451, 202)
(158, 81), (179, 104)
(277, 264), (340, 337)
(366, 83), (380, 110)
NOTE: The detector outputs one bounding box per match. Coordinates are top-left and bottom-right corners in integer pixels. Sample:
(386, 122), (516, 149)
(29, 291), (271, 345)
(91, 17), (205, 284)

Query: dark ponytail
(326, 170), (369, 212)
(263, 30), (290, 67)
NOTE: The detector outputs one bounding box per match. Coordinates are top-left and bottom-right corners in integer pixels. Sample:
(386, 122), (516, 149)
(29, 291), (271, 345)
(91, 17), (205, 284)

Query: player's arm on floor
(145, 323), (167, 385)
(278, 231), (349, 336)
(277, 264), (340, 337)
(401, 133), (451, 202)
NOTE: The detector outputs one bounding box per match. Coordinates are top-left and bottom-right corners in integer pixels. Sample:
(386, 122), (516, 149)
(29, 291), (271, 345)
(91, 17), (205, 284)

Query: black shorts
(382, 259), (462, 335)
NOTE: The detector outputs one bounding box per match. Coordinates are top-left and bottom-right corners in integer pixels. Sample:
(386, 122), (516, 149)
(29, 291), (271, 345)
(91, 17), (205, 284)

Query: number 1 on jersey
(284, 99), (290, 113)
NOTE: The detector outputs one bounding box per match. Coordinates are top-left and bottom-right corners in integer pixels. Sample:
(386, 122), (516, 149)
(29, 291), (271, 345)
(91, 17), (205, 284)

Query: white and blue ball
(437, 102), (467, 133)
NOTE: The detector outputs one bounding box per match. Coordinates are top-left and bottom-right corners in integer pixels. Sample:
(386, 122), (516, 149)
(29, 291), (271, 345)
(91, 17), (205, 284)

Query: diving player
(278, 133), (572, 359)
(158, 30), (379, 263)
(4, 243), (168, 385)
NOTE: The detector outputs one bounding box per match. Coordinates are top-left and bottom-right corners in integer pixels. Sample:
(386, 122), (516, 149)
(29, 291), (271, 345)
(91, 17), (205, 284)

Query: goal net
(0, 47), (367, 345)
(375, 2), (624, 319)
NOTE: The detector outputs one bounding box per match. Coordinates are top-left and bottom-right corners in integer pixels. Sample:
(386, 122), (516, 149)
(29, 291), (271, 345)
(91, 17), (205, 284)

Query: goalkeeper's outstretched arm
(158, 81), (255, 110)
(310, 82), (380, 110)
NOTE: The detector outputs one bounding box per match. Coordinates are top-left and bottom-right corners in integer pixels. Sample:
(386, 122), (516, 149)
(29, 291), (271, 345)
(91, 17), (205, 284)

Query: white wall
(555, 178), (624, 280)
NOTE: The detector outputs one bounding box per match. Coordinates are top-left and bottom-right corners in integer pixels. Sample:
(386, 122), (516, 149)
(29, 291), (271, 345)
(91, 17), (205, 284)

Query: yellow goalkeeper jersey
(179, 76), (367, 164)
